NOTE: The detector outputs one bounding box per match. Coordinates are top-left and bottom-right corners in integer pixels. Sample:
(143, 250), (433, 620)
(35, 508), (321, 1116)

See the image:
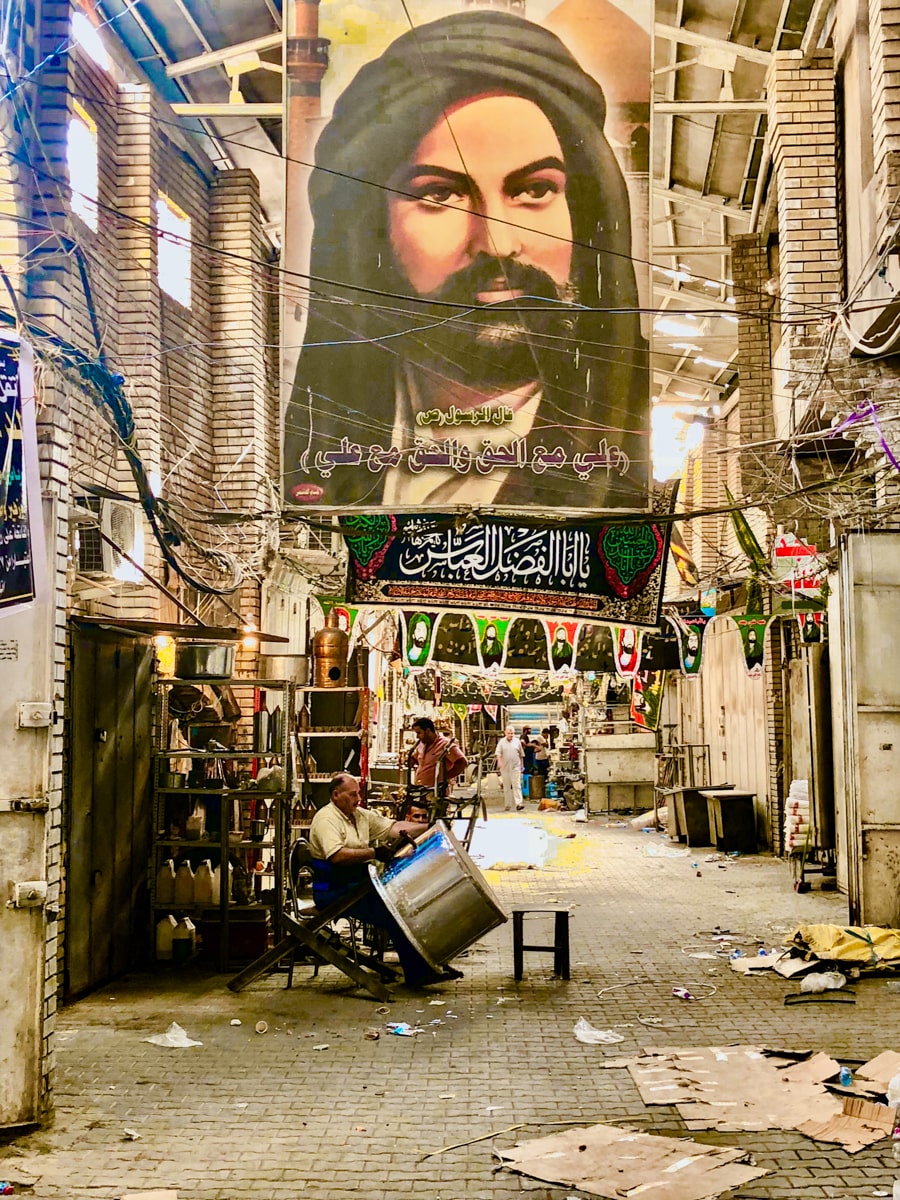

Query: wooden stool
(512, 906), (570, 981)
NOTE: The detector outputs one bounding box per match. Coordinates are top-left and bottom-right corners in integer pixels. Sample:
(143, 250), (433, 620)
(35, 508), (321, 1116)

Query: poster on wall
(282, 0), (651, 514)
(0, 334), (40, 614)
(342, 501), (673, 626)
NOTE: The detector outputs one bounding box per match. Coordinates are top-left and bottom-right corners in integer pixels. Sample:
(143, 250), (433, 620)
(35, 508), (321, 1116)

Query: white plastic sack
(573, 1017), (625, 1045)
(799, 971), (846, 993)
(143, 1021), (203, 1048)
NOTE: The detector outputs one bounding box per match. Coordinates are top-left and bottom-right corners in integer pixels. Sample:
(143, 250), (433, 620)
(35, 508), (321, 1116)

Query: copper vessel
(313, 610), (349, 687)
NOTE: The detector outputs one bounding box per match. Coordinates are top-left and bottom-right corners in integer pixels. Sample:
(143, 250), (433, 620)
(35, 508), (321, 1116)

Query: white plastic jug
(172, 916), (196, 964)
(156, 914), (178, 961)
(174, 861), (195, 906)
(157, 859), (176, 905)
(193, 860), (214, 906)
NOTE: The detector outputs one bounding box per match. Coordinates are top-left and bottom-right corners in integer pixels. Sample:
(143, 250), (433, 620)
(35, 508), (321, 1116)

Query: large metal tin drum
(370, 821), (507, 970)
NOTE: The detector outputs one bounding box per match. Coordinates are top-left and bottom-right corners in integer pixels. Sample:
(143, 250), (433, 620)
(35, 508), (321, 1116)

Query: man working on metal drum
(308, 773), (462, 986)
(408, 717), (467, 795)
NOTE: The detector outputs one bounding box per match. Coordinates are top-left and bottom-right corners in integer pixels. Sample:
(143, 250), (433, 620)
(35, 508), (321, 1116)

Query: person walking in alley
(495, 726), (525, 812)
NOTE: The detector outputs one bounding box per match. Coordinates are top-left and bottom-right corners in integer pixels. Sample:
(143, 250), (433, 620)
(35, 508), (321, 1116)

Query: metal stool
(512, 905), (570, 981)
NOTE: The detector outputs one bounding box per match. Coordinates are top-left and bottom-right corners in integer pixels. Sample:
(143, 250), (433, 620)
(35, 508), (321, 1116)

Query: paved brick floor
(3, 809), (898, 1200)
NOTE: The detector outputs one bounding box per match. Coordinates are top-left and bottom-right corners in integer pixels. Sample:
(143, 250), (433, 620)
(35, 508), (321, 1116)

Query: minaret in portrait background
(283, 0), (330, 389)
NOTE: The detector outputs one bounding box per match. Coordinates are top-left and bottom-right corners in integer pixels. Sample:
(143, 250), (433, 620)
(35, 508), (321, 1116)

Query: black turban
(285, 10), (649, 509)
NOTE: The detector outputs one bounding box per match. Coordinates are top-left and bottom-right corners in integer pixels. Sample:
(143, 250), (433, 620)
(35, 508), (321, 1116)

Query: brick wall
(5, 0), (281, 1120)
(767, 50), (841, 426)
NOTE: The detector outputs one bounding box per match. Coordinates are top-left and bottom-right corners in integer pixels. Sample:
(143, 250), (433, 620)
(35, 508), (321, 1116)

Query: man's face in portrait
(555, 628), (569, 648)
(686, 631), (699, 657)
(387, 95), (574, 387)
(412, 619), (429, 649)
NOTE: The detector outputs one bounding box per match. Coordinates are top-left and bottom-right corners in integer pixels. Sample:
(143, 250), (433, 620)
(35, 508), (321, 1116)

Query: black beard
(406, 255), (578, 390)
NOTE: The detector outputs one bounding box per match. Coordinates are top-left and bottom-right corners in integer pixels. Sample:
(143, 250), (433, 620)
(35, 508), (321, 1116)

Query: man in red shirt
(409, 717), (467, 793)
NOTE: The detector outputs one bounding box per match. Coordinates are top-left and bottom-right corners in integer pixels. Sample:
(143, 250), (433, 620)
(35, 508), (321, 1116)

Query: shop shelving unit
(293, 685), (370, 829)
(150, 675), (293, 970)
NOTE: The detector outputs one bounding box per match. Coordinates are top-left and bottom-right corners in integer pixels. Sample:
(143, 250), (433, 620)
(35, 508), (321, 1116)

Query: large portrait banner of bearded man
(283, 0), (651, 515)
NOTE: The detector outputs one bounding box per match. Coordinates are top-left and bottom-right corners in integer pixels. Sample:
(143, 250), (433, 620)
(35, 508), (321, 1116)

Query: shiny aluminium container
(370, 821), (507, 971)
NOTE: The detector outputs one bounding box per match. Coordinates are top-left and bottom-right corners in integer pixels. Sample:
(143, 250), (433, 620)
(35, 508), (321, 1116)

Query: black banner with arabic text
(343, 488), (675, 627)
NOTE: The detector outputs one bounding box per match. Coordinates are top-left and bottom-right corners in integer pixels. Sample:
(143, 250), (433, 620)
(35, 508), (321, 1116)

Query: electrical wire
(34, 76), (847, 321)
(0, 70), (842, 325)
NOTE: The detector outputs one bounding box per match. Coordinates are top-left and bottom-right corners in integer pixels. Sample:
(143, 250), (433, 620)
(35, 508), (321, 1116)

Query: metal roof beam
(653, 368), (729, 395)
(166, 32), (284, 78)
(654, 21), (772, 66)
(653, 283), (737, 312)
(171, 102), (283, 117)
(654, 244), (732, 255)
(653, 185), (751, 221)
(655, 99), (768, 114)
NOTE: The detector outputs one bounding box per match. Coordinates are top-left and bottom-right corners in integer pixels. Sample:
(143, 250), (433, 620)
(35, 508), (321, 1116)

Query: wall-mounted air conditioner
(77, 498), (143, 579)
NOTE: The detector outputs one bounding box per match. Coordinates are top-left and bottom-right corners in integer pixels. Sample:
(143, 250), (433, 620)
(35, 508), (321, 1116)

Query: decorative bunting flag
(317, 596), (359, 636)
(798, 611), (825, 644)
(485, 705), (500, 723)
(613, 625), (642, 678)
(473, 614), (511, 670)
(401, 610), (440, 667)
(731, 614), (773, 678)
(631, 670), (666, 731)
(668, 613), (709, 676)
(546, 620), (579, 670)
(451, 704), (468, 722)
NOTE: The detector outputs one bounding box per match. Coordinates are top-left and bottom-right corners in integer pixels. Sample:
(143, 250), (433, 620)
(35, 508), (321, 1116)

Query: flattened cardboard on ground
(616, 1045), (839, 1134)
(499, 1123), (768, 1200)
(797, 1095), (896, 1153)
(120, 1190), (180, 1200)
(120, 1192), (179, 1200)
(773, 956), (821, 978)
(605, 1045), (890, 1151)
(856, 1049), (900, 1090)
(778, 1051), (841, 1084)
(729, 951), (784, 974)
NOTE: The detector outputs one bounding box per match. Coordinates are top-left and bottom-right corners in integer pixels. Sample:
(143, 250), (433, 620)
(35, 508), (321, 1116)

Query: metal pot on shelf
(259, 654), (309, 685)
(174, 642), (235, 680)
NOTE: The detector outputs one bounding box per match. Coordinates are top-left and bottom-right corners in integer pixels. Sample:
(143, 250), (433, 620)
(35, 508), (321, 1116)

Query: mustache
(425, 255), (571, 307)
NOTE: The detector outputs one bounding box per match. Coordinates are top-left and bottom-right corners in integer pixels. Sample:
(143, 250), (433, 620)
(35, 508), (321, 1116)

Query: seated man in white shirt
(308, 773), (462, 986)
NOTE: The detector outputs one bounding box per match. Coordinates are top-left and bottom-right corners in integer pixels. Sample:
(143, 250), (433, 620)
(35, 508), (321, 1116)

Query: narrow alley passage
(3, 809), (889, 1200)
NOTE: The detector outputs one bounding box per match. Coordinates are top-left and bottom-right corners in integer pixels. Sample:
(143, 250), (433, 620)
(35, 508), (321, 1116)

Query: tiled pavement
(3, 808), (899, 1200)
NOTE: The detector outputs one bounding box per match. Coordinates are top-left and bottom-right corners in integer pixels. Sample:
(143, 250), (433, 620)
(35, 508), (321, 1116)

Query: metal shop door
(66, 626), (153, 998)
(839, 533), (900, 924)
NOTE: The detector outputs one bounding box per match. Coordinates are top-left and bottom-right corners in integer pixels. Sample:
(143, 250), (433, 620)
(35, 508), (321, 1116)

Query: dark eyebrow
(401, 164), (470, 189)
(505, 157), (567, 187)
